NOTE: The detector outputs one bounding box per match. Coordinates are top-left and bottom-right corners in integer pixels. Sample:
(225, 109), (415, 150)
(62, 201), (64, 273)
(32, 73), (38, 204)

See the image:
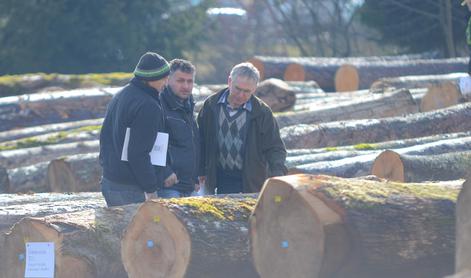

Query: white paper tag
(24, 242), (55, 278)
(149, 132), (169, 166)
(121, 127), (131, 161)
(459, 76), (471, 98)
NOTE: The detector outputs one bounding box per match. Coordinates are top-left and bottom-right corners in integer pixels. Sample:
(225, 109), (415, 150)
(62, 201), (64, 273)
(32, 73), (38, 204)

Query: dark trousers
(100, 177), (145, 207)
(216, 168), (243, 194)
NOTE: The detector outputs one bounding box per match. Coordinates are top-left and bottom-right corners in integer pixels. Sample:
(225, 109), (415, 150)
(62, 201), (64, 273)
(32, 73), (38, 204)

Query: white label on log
(24, 242), (55, 278)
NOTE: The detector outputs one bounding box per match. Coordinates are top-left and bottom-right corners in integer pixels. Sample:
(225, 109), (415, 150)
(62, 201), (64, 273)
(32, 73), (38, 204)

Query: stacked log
(276, 88), (417, 128)
(1, 195), (258, 278)
(0, 140), (99, 169)
(0, 192), (105, 231)
(281, 102), (471, 149)
(0, 87), (119, 131)
(250, 174), (458, 278)
(371, 150), (471, 182)
(47, 153), (101, 192)
(455, 178), (471, 277)
(255, 79), (296, 112)
(334, 57), (467, 92)
(370, 73), (468, 91)
(1, 161), (50, 193)
(0, 118), (103, 142)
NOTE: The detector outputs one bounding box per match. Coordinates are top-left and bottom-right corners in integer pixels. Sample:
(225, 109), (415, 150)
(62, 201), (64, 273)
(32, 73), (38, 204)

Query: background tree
(0, 0), (211, 75)
(359, 0), (469, 57)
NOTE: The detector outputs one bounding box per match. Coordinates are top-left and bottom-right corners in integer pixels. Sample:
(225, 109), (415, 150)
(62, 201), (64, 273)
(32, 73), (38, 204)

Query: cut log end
(121, 201), (191, 278)
(47, 158), (75, 192)
(420, 82), (462, 112)
(248, 58), (265, 80)
(371, 150), (405, 182)
(283, 63), (305, 81)
(251, 175), (332, 278)
(335, 64), (359, 92)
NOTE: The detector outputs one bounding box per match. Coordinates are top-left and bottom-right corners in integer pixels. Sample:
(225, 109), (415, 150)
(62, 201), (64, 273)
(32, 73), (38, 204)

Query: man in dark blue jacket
(159, 59), (201, 198)
(99, 52), (170, 207)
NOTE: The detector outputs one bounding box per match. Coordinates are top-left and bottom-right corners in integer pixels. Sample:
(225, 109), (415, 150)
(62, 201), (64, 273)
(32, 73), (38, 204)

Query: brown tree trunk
(420, 78), (471, 112)
(2, 161), (50, 193)
(370, 73), (467, 91)
(276, 88), (417, 128)
(122, 195), (259, 278)
(255, 79), (296, 112)
(0, 140), (99, 169)
(250, 174), (458, 278)
(0, 87), (117, 131)
(335, 58), (468, 91)
(47, 153), (101, 192)
(371, 150), (471, 182)
(281, 102), (471, 149)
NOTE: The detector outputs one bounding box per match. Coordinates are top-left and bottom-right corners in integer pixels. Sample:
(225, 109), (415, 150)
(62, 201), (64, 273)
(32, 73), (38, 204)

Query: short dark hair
(169, 59), (195, 75)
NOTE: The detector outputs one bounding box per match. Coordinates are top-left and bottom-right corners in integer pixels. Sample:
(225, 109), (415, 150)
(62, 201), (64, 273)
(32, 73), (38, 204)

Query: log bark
(370, 73), (468, 91)
(287, 135), (471, 168)
(250, 174), (458, 278)
(0, 87), (118, 131)
(4, 161), (50, 193)
(456, 179), (471, 275)
(122, 195), (259, 278)
(47, 153), (101, 192)
(0, 192), (105, 231)
(281, 102), (471, 149)
(0, 140), (99, 169)
(419, 77), (471, 112)
(335, 57), (468, 92)
(255, 79), (296, 112)
(276, 88), (418, 128)
(0, 118), (103, 143)
(371, 150), (471, 182)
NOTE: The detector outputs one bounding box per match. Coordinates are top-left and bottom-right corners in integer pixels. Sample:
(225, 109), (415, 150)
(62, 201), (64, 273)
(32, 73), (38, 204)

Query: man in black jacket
(197, 63), (287, 194)
(99, 52), (170, 207)
(159, 59), (201, 198)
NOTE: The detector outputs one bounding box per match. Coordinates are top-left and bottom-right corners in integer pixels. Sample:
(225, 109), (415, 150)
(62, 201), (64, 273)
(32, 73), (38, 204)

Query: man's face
(167, 70), (194, 100)
(227, 76), (257, 108)
(148, 77), (168, 92)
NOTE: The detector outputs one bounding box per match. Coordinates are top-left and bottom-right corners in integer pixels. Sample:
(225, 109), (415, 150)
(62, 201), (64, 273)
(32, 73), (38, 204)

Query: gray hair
(230, 62), (260, 84)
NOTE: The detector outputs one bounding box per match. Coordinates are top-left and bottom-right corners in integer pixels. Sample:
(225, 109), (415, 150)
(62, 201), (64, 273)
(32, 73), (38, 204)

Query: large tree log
(334, 57), (468, 92)
(0, 140), (99, 169)
(287, 135), (471, 168)
(419, 76), (471, 112)
(456, 179), (471, 276)
(250, 174), (458, 278)
(293, 136), (471, 178)
(281, 102), (471, 149)
(1, 195), (258, 278)
(2, 161), (50, 193)
(0, 192), (105, 231)
(255, 79), (296, 112)
(276, 88), (417, 128)
(47, 153), (101, 192)
(371, 150), (471, 182)
(370, 73), (468, 91)
(0, 126), (100, 151)
(0, 118), (103, 143)
(122, 195), (258, 277)
(0, 87), (119, 131)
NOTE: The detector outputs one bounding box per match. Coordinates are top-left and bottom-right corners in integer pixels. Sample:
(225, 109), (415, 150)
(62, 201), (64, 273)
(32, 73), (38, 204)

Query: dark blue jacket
(160, 86), (200, 193)
(99, 78), (166, 193)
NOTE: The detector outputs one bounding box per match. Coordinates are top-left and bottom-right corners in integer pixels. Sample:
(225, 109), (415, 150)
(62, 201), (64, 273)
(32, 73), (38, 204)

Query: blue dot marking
(281, 241), (289, 249)
(147, 240), (154, 248)
(18, 253), (25, 261)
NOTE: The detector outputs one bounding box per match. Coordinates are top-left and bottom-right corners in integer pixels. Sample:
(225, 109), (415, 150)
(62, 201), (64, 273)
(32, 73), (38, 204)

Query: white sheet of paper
(149, 132), (169, 166)
(121, 127), (131, 161)
(24, 242), (55, 278)
(459, 76), (471, 98)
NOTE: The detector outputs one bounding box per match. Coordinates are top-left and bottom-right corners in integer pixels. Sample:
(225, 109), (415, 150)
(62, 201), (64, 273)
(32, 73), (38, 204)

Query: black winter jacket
(160, 86), (200, 192)
(99, 78), (166, 193)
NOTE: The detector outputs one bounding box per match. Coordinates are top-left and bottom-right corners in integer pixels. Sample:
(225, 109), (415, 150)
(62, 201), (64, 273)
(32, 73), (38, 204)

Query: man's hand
(145, 192), (158, 200)
(164, 173), (179, 187)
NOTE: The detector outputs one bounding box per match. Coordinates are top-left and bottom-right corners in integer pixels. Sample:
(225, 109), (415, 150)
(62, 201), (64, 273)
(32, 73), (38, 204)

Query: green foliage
(0, 0), (212, 75)
(359, 0), (468, 55)
(353, 143), (376, 150)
